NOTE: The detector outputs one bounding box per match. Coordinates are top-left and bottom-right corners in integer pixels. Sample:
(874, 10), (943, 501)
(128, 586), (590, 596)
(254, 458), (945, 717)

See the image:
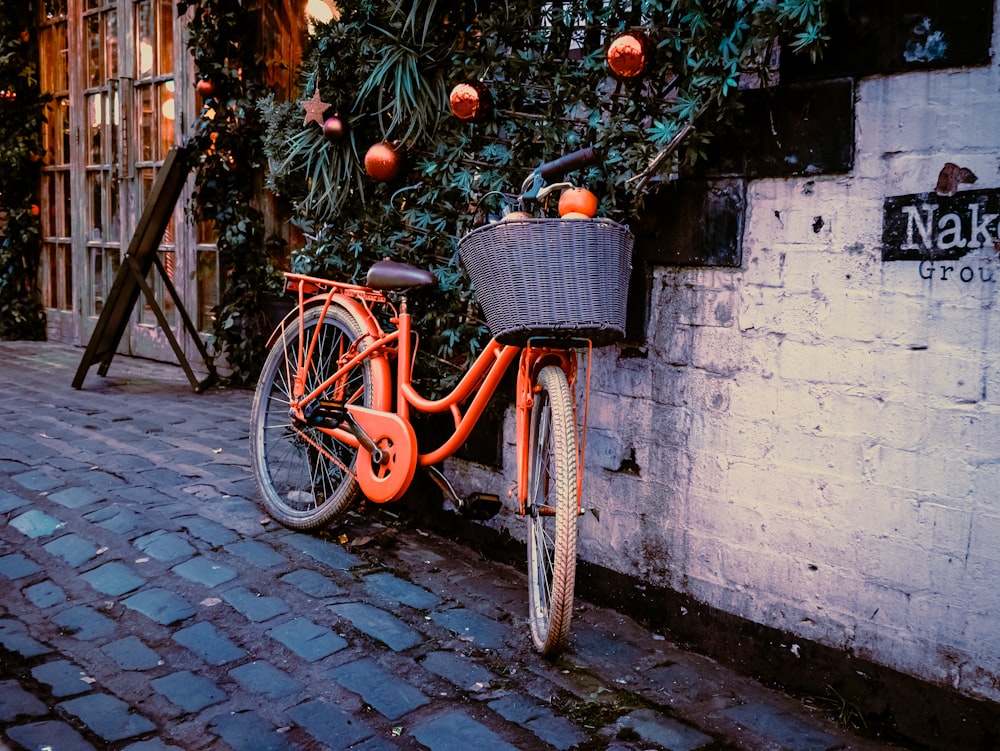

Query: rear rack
(285, 272), (388, 304)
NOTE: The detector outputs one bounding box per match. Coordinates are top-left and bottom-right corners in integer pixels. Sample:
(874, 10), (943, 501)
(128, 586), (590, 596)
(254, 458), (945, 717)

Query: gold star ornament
(302, 88), (332, 127)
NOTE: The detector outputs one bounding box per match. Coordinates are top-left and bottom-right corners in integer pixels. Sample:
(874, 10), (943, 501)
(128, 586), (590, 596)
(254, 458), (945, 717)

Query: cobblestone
(330, 602), (424, 651)
(0, 343), (913, 751)
(171, 556), (238, 588)
(81, 560), (148, 595)
(173, 621), (245, 665)
(7, 720), (98, 751)
(122, 588), (196, 625)
(0, 680), (48, 721)
(30, 659), (93, 697)
(228, 660), (302, 699)
(59, 693), (156, 741)
(151, 670), (227, 713)
(287, 698), (375, 749)
(42, 533), (100, 567)
(329, 657), (430, 720)
(267, 617), (348, 661)
(102, 636), (162, 671)
(221, 585), (290, 622)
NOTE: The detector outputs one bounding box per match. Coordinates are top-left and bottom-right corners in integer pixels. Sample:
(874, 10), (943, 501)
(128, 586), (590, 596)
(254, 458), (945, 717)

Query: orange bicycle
(250, 147), (633, 655)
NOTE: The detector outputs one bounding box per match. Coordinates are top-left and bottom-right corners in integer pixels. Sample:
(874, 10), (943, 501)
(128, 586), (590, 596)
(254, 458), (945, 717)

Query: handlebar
(520, 145), (603, 202)
(538, 146), (603, 183)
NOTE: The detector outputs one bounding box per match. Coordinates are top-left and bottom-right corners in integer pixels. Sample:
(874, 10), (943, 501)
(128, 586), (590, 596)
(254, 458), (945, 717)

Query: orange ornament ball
(607, 31), (650, 79)
(449, 80), (492, 122)
(558, 187), (598, 218)
(364, 142), (404, 182)
(196, 78), (215, 99)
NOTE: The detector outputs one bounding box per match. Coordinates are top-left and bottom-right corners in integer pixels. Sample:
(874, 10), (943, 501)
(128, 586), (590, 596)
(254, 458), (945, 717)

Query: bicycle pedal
(462, 493), (502, 521)
(302, 399), (348, 428)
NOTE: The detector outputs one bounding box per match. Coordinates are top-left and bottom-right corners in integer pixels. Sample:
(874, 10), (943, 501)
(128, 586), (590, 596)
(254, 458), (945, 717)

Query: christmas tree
(259, 0), (826, 391)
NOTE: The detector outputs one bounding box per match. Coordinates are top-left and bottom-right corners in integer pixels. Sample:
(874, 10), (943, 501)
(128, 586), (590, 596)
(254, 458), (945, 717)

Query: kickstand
(424, 466), (502, 521)
(425, 466), (464, 511)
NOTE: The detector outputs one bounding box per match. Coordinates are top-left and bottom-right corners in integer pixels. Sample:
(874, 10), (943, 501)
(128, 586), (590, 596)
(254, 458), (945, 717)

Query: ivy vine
(178, 0), (275, 385)
(260, 0), (828, 394)
(0, 1), (47, 341)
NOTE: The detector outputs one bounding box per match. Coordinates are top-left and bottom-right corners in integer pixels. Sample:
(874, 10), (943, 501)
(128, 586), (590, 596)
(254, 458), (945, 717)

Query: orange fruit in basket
(502, 211), (533, 221)
(558, 187), (598, 218)
(562, 212), (590, 219)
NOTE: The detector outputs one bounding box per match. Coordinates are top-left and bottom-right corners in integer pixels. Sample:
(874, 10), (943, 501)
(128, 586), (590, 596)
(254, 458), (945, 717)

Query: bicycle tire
(250, 305), (372, 529)
(525, 364), (578, 656)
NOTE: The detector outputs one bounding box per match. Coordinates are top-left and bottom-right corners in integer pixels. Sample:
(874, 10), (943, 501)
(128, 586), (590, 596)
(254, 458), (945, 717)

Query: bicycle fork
(514, 344), (588, 516)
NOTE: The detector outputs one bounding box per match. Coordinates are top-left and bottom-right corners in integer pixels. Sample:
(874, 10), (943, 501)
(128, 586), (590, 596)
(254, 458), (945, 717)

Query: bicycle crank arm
(344, 412), (385, 465)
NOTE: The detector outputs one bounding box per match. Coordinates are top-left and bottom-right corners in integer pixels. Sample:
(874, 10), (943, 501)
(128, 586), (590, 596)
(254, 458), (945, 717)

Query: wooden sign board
(73, 145), (217, 392)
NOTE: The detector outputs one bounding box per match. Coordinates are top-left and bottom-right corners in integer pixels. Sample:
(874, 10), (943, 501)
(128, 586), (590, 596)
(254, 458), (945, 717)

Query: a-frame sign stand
(73, 144), (217, 392)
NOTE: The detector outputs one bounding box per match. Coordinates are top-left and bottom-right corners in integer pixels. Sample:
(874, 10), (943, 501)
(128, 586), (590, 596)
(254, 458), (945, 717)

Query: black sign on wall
(882, 188), (1000, 262)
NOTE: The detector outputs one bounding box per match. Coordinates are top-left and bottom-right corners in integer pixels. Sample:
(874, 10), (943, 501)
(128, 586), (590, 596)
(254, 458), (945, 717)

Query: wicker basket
(459, 217), (634, 346)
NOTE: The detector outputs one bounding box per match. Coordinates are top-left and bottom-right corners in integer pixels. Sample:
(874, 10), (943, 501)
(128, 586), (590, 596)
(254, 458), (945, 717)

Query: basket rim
(459, 215), (634, 243)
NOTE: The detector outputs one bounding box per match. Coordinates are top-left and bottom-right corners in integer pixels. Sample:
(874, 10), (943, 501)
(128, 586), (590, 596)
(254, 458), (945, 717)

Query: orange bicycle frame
(278, 272), (584, 513)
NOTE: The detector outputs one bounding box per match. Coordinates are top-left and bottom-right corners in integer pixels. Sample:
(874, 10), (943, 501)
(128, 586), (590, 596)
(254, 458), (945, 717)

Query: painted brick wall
(448, 12), (1000, 703)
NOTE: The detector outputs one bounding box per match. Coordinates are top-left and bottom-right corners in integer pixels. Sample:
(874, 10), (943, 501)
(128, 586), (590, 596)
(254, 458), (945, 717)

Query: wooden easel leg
(127, 257), (212, 393)
(152, 254), (218, 391)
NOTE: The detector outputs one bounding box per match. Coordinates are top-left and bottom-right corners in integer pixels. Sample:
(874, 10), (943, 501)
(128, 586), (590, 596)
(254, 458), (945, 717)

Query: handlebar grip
(538, 146), (603, 182)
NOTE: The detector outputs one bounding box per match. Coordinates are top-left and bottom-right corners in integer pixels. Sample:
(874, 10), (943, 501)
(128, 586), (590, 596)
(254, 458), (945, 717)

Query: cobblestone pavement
(0, 341), (908, 751)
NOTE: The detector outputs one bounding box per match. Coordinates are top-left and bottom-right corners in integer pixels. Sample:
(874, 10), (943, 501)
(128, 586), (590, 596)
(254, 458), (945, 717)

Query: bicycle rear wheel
(250, 305), (372, 529)
(525, 364), (579, 656)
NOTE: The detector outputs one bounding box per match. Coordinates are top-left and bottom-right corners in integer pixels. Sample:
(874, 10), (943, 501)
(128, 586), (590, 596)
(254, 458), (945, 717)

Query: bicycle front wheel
(250, 305), (372, 529)
(525, 364), (579, 656)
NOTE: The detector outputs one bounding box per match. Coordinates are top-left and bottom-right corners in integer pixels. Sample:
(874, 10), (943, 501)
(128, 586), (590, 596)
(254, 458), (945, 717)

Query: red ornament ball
(196, 79), (216, 99)
(449, 80), (492, 122)
(364, 142), (404, 182)
(322, 115), (346, 142)
(607, 31), (650, 78)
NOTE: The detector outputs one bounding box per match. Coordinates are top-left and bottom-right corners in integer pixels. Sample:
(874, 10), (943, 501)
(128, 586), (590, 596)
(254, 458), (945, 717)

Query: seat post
(396, 293), (412, 421)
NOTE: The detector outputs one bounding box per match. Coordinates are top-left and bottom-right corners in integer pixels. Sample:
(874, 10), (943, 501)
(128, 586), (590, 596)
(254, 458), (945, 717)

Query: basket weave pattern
(459, 218), (634, 346)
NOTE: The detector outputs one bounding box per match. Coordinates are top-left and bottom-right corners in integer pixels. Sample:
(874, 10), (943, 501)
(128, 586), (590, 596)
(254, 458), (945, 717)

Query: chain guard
(350, 406), (417, 503)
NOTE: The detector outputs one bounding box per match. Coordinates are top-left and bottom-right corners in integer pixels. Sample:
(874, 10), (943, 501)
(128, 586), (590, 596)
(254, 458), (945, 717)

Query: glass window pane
(44, 0), (68, 19)
(159, 81), (175, 156)
(86, 14), (102, 87)
(158, 0), (174, 74)
(197, 251), (218, 332)
(162, 213), (175, 246)
(139, 86), (154, 161)
(89, 174), (103, 241)
(56, 24), (68, 90)
(197, 219), (217, 245)
(92, 248), (104, 314)
(87, 93), (103, 164)
(160, 251), (176, 323)
(108, 185), (120, 243)
(43, 175), (56, 236)
(40, 245), (54, 307)
(136, 1), (153, 79)
(60, 100), (71, 164)
(105, 9), (118, 78)
(109, 87), (120, 164)
(61, 245), (73, 310)
(60, 172), (71, 236)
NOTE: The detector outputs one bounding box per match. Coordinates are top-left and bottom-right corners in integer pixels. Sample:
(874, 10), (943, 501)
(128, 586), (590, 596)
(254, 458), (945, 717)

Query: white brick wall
(448, 7), (1000, 704)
